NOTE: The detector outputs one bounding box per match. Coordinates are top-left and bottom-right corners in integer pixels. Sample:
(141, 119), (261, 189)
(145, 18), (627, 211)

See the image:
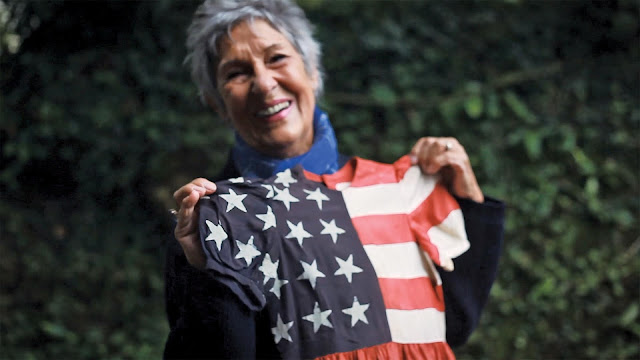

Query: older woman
(165, 0), (504, 359)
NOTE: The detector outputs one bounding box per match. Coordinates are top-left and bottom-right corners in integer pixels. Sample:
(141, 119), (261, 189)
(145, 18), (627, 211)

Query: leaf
(41, 321), (68, 339)
(584, 177), (599, 197)
(369, 83), (397, 107)
(464, 95), (484, 119)
(571, 148), (597, 175)
(503, 91), (536, 123)
(621, 304), (639, 327)
(524, 129), (542, 160)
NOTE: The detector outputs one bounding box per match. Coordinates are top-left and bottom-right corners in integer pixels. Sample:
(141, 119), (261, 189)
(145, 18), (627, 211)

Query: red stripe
(392, 155), (413, 182)
(304, 156), (414, 189)
(409, 183), (461, 266)
(415, 183), (461, 227)
(304, 155), (414, 189)
(315, 341), (455, 360)
(303, 169), (323, 182)
(378, 277), (445, 311)
(349, 158), (402, 187)
(351, 214), (414, 245)
(304, 158), (358, 189)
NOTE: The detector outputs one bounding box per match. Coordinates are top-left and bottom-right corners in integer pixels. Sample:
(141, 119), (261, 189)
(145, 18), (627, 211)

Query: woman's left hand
(410, 137), (484, 203)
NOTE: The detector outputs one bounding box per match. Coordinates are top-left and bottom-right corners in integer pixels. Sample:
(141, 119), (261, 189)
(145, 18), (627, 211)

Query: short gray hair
(186, 0), (324, 111)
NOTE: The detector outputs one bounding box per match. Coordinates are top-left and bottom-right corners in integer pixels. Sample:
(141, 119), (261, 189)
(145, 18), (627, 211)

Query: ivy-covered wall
(1, 1), (638, 358)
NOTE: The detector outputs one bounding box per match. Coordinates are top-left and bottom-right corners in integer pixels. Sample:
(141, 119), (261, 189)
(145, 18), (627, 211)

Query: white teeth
(257, 102), (290, 116)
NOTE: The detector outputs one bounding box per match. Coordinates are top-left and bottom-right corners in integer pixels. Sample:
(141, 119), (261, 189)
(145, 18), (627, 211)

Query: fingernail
(409, 155), (417, 164)
(204, 183), (216, 191)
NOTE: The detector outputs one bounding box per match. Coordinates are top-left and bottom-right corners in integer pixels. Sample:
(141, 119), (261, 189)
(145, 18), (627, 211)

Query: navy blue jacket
(163, 155), (504, 359)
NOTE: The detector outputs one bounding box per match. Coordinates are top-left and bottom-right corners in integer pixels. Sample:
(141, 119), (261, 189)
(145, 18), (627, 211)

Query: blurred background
(1, 0), (638, 359)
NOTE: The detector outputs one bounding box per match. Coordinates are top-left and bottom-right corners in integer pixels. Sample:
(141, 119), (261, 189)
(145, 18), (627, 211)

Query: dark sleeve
(163, 237), (259, 359)
(164, 157), (264, 359)
(441, 196), (505, 347)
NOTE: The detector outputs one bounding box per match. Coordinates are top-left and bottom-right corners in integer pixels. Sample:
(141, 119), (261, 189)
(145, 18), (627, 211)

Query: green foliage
(1, 0), (638, 359)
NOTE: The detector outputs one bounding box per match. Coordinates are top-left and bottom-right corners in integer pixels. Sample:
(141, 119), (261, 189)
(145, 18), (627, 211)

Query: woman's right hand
(173, 178), (217, 269)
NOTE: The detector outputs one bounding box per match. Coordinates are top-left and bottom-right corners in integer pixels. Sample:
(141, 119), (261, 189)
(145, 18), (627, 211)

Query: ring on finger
(445, 141), (453, 151)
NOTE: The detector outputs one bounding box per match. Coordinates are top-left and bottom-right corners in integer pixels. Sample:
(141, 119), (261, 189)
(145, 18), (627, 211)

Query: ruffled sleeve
(198, 181), (272, 311)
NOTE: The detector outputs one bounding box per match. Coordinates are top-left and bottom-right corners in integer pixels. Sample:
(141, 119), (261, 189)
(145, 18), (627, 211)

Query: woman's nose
(251, 66), (277, 94)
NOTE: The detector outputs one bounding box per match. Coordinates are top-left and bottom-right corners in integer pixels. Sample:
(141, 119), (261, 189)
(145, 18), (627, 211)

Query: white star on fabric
(256, 205), (277, 230)
(334, 255), (363, 283)
(342, 296), (370, 327)
(286, 220), (313, 247)
(297, 260), (325, 289)
(273, 186), (299, 211)
(262, 184), (275, 198)
(304, 187), (330, 210)
(271, 314), (294, 344)
(274, 168), (297, 187)
(220, 188), (247, 213)
(270, 277), (289, 299)
(234, 236), (261, 266)
(320, 219), (345, 244)
(204, 219), (227, 251)
(302, 302), (333, 333)
(259, 253), (279, 284)
(228, 177), (245, 183)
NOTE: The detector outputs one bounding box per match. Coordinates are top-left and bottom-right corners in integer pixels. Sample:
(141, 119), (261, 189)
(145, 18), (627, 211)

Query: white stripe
(335, 182), (351, 191)
(342, 167), (436, 217)
(386, 308), (446, 343)
(427, 208), (470, 271)
(363, 242), (432, 279)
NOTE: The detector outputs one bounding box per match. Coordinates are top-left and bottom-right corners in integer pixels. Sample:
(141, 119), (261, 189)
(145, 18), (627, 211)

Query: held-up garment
(163, 154), (505, 359)
(197, 156), (468, 359)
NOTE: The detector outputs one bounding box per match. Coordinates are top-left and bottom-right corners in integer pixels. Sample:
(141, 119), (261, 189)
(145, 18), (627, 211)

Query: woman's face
(215, 19), (318, 158)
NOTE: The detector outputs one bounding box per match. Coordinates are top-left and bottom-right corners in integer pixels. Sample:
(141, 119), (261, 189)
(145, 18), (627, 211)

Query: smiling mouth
(256, 101), (291, 117)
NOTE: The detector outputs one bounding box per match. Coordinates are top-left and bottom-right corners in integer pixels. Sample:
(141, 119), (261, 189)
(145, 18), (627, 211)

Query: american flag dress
(198, 155), (469, 359)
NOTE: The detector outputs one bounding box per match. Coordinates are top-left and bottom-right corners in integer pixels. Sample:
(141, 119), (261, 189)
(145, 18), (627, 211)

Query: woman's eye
(269, 54), (287, 63)
(225, 70), (244, 81)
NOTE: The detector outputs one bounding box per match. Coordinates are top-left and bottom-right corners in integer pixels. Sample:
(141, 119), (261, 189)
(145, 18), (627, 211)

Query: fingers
(410, 137), (429, 162)
(173, 191), (197, 253)
(172, 179), (215, 237)
(410, 137), (460, 174)
(176, 190), (198, 230)
(428, 150), (463, 174)
(173, 178), (217, 208)
(174, 190), (207, 268)
(410, 136), (484, 202)
(172, 178), (216, 240)
(172, 178), (216, 269)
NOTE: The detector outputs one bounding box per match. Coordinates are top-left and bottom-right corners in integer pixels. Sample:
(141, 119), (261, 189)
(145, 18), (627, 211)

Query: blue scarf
(231, 106), (340, 179)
